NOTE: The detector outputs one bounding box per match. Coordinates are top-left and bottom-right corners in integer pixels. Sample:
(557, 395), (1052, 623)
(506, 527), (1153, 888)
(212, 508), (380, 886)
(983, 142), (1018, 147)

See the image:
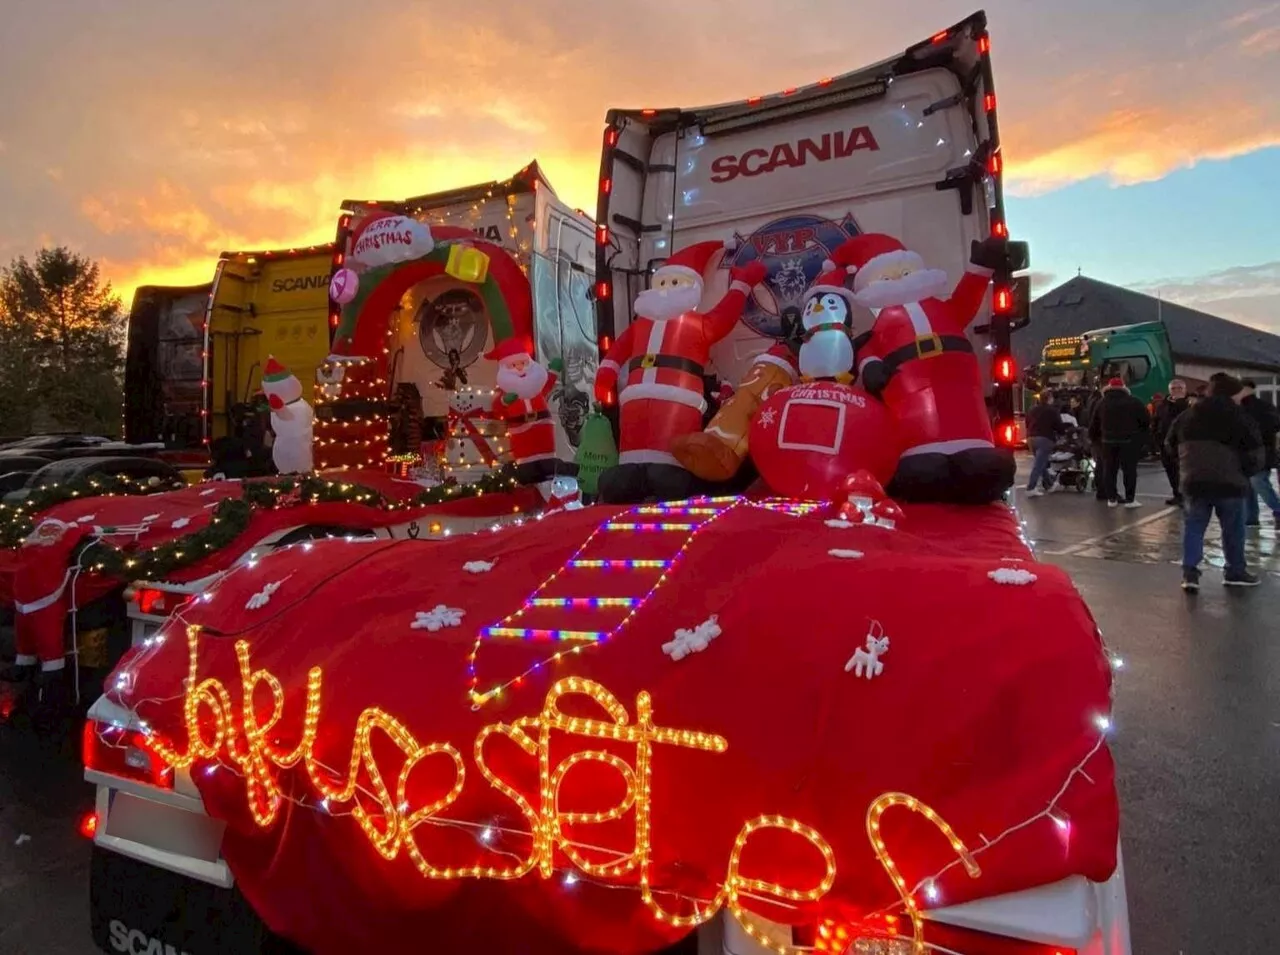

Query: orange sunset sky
(1, 1), (1277, 327)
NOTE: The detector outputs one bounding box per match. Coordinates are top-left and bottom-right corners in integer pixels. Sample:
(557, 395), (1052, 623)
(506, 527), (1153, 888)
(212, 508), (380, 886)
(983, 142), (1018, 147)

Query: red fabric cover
(6, 471), (540, 662)
(117, 500), (1118, 954)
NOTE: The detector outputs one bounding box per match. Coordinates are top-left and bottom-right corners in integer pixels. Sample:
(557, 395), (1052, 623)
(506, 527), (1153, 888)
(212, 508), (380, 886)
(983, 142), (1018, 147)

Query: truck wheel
(25, 455), (183, 489)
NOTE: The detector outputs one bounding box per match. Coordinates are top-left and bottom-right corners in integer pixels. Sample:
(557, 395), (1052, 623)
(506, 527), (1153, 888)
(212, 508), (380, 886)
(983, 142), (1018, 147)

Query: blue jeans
(1027, 437), (1055, 490)
(1245, 469), (1280, 524)
(1183, 495), (1247, 577)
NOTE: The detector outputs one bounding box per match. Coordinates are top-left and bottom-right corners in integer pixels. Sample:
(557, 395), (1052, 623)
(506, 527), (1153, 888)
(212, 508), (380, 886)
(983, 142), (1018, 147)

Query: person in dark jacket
(1024, 390), (1068, 496)
(1087, 377), (1150, 507)
(1239, 378), (1280, 526)
(1153, 378), (1190, 505)
(1166, 373), (1264, 590)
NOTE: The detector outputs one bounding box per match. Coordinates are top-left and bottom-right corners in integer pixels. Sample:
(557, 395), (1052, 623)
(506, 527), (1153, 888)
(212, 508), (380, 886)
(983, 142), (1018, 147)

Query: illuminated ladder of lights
(478, 498), (739, 646)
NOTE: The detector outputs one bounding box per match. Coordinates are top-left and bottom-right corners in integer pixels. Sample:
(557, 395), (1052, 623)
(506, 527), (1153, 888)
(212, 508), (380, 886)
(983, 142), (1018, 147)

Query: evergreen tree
(0, 247), (125, 436)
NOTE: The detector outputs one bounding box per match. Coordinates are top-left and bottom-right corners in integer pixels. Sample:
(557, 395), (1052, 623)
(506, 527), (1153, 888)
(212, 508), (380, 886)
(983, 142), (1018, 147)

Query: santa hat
(484, 337), (534, 365)
(653, 240), (726, 290)
(1105, 377), (1126, 390)
(262, 356), (292, 384)
(833, 234), (925, 294)
(802, 257), (858, 312)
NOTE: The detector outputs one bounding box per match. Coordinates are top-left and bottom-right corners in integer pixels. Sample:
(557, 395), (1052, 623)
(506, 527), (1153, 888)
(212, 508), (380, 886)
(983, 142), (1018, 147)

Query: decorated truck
(0, 167), (591, 707)
(77, 12), (1128, 955)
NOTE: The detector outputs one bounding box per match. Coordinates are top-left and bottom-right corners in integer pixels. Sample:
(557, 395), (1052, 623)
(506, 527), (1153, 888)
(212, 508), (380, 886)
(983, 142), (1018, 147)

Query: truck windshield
(1098, 357), (1151, 385)
(1044, 369), (1087, 388)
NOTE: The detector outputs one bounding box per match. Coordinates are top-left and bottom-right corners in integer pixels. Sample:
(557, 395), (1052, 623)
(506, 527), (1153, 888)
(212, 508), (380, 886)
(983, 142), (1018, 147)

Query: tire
(25, 455), (182, 489)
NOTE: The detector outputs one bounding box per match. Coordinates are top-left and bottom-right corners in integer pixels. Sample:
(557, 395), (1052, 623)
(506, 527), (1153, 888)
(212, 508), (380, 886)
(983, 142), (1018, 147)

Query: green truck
(1029, 320), (1175, 409)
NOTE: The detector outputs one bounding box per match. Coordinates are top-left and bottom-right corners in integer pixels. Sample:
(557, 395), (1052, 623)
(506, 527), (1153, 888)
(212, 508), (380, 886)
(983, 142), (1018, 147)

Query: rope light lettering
(148, 626), (835, 954)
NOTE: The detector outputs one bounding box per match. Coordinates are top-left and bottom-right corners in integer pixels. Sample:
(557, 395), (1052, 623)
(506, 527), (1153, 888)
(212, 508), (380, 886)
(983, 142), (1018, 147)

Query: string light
(468, 498), (741, 705)
(145, 629), (831, 949)
(864, 793), (981, 954)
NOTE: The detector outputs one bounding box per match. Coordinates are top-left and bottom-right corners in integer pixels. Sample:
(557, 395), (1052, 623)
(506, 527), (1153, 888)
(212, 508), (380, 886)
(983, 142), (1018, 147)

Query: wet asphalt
(1, 458), (1278, 954)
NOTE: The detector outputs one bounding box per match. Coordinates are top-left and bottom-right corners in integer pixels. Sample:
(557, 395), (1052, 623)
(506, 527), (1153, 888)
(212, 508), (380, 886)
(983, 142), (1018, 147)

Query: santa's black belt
(509, 410), (552, 426)
(881, 334), (973, 374)
(627, 354), (705, 377)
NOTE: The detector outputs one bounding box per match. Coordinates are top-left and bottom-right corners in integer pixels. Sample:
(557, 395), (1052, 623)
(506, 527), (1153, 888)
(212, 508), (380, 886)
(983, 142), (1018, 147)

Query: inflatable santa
(671, 254), (871, 482)
(261, 356), (314, 474)
(845, 233), (1014, 503)
(487, 338), (562, 484)
(593, 242), (766, 502)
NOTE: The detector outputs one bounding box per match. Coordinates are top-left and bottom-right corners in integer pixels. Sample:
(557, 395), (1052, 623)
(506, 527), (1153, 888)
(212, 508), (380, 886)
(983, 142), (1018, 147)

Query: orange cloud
(1, 0), (1277, 306)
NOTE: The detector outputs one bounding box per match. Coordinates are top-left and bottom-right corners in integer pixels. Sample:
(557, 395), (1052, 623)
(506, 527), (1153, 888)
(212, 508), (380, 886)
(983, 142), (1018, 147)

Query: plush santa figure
(488, 337), (562, 484)
(593, 242), (767, 502)
(261, 356), (314, 474)
(845, 233), (1014, 504)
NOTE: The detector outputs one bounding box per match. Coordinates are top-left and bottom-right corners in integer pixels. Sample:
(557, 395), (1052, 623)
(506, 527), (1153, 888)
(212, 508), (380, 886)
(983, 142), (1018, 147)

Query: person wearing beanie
(1154, 379), (1190, 505)
(1237, 378), (1280, 527)
(1166, 373), (1264, 589)
(1086, 377), (1149, 507)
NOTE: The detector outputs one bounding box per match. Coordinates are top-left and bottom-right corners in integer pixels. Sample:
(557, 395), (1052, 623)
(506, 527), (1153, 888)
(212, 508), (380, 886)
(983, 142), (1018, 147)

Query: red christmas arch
(332, 225), (533, 380)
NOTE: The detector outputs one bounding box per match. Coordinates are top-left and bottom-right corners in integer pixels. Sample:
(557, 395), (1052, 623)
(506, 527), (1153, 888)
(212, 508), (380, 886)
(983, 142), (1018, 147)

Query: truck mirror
(1006, 241), (1030, 272)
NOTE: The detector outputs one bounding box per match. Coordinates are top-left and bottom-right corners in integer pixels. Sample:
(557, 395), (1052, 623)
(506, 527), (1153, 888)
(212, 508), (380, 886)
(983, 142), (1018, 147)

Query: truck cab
(1033, 321), (1174, 408)
(594, 11), (1027, 438)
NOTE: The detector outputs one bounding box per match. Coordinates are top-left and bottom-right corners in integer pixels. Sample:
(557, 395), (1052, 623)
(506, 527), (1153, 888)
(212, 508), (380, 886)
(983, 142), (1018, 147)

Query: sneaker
(1181, 570), (1200, 593)
(1049, 484), (1065, 493)
(1224, 571), (1262, 587)
(1124, 500), (1143, 509)
(1027, 488), (1045, 498)
(1107, 500), (1119, 508)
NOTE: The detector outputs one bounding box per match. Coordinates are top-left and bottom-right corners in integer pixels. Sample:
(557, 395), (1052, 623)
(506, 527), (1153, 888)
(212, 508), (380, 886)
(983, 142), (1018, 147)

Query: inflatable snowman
(261, 356), (314, 474)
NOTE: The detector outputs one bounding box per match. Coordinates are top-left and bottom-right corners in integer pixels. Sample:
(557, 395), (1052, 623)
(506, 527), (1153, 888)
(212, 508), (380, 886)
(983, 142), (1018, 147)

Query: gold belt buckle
(915, 334), (943, 359)
(640, 353), (658, 369)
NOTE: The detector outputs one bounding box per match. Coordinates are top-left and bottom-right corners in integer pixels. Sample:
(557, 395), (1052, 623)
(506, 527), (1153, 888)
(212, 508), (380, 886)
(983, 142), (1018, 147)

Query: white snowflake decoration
(845, 622), (890, 680)
(463, 560), (496, 574)
(141, 513), (161, 523)
(829, 548), (864, 559)
(200, 488), (218, 497)
(662, 614), (721, 661)
(245, 579), (285, 610)
(412, 605), (465, 631)
(825, 519), (855, 529)
(172, 517), (191, 529)
(988, 568), (1038, 586)
(76, 514), (96, 524)
(756, 406), (778, 428)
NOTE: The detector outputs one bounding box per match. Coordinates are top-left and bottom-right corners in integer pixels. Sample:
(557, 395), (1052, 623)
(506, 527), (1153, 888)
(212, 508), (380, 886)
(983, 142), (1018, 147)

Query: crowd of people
(1023, 374), (1280, 590)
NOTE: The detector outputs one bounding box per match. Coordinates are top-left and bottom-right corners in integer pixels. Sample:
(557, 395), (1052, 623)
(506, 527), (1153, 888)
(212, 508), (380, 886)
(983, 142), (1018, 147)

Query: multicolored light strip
(467, 497), (742, 705)
(569, 560), (670, 570)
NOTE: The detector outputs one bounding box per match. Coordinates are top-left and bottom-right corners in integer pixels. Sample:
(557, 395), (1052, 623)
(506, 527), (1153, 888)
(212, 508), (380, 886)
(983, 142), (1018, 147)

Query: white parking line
(1041, 507), (1179, 556)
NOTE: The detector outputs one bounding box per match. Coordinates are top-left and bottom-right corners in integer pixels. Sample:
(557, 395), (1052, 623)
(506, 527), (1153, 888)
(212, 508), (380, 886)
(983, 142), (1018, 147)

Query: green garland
(0, 473), (187, 548)
(73, 465), (522, 582)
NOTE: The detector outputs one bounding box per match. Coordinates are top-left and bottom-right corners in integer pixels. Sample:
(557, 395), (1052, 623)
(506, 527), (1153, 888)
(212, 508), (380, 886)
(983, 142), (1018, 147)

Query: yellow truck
(124, 245), (336, 470)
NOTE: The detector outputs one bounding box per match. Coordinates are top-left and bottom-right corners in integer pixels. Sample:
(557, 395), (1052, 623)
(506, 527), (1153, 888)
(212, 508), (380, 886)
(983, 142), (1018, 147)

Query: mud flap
(90, 845), (277, 955)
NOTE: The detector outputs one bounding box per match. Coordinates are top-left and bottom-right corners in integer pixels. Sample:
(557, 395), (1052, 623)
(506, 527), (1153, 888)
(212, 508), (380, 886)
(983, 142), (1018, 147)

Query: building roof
(1018, 275), (1280, 374)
